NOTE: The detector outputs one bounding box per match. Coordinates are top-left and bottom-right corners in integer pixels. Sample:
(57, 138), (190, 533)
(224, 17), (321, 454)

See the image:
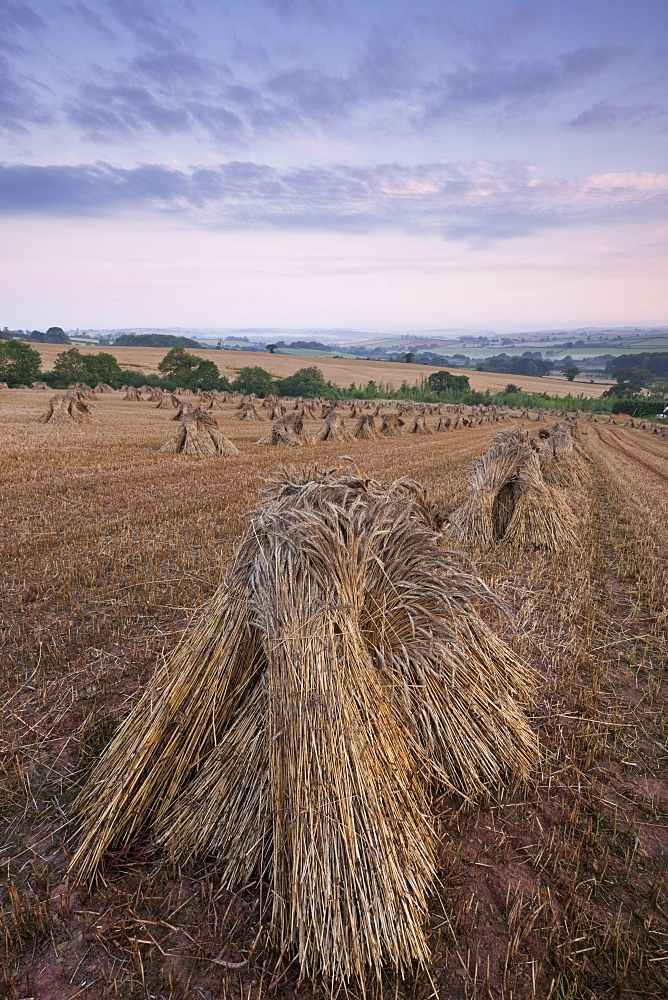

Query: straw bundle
(156, 392), (179, 409)
(235, 403), (264, 421)
(379, 413), (404, 437)
(31, 381), (49, 390)
(353, 413), (379, 439)
(94, 383), (114, 393)
(160, 408), (239, 456)
(436, 415), (452, 431)
(0, 382), (8, 390)
(41, 392), (94, 424)
(71, 469), (536, 980)
(501, 452), (578, 551)
(533, 423), (588, 487)
(68, 381), (95, 399)
(171, 400), (196, 420)
(408, 413), (432, 435)
(449, 429), (578, 552)
(448, 429), (531, 548)
(312, 410), (351, 443)
(124, 386), (141, 401)
(256, 411), (309, 446)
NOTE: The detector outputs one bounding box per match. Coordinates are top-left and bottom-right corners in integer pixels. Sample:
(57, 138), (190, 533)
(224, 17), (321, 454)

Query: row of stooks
(37, 382), (585, 452)
(13, 378), (668, 439)
(585, 409), (668, 435)
(69, 422), (585, 984)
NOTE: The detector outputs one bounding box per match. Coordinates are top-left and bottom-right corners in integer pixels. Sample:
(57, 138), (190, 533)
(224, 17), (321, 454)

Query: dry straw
(532, 420), (590, 487)
(379, 413), (404, 437)
(70, 468), (536, 983)
(501, 451), (578, 551)
(312, 410), (351, 442)
(448, 428), (531, 548)
(448, 427), (579, 551)
(156, 392), (180, 409)
(160, 408), (239, 456)
(256, 411), (309, 446)
(70, 382), (96, 399)
(235, 402), (264, 421)
(353, 413), (379, 439)
(408, 413), (433, 435)
(41, 392), (94, 424)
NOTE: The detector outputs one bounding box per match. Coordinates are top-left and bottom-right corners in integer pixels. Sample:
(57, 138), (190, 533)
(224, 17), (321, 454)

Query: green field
(351, 332), (668, 363)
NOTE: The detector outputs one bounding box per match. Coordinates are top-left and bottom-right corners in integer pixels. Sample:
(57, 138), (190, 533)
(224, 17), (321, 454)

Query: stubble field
(1, 389), (666, 1000)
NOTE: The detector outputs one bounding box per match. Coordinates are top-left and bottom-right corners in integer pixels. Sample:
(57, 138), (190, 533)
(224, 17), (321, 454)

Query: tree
(46, 348), (124, 387)
(266, 344), (278, 354)
(0, 339), (42, 386)
(605, 352), (668, 381)
(276, 367), (334, 398)
(505, 383), (522, 393)
(427, 370), (471, 393)
(29, 328), (72, 343)
(462, 390), (487, 405)
(45, 327), (70, 344)
(191, 359), (224, 391)
(84, 352), (124, 387)
(115, 333), (202, 348)
(157, 347), (202, 377)
(404, 352), (415, 364)
(562, 365), (580, 382)
(602, 382), (643, 399)
(156, 349), (230, 390)
(231, 366), (277, 397)
(612, 365), (653, 386)
(49, 347), (89, 386)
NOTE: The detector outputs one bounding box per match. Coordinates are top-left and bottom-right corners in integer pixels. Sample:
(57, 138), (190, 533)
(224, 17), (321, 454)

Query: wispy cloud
(2, 159), (666, 244)
(0, 0), (53, 133)
(0, 1), (643, 145)
(420, 45), (629, 122)
(1, 0), (46, 38)
(0, 55), (54, 133)
(568, 99), (662, 131)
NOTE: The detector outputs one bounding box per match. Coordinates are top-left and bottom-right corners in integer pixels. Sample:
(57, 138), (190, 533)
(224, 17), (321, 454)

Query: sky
(1, 0), (667, 332)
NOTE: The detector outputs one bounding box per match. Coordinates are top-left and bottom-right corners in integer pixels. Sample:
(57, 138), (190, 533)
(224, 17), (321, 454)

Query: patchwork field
(29, 343), (614, 396)
(1, 389), (666, 1000)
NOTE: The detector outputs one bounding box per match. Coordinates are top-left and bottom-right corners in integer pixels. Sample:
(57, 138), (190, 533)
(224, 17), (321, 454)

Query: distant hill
(113, 333), (203, 348)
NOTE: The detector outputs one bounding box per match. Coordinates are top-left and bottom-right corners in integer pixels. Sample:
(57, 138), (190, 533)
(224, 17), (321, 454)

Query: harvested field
(1, 389), (666, 1000)
(28, 343), (613, 396)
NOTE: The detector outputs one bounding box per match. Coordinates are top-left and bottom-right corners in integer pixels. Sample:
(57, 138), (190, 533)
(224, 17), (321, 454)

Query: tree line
(1, 342), (666, 417)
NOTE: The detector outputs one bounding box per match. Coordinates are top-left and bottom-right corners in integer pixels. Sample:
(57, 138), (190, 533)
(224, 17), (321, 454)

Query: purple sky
(1, 0), (667, 330)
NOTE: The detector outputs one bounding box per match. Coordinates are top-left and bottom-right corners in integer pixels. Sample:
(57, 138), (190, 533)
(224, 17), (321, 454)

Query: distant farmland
(30, 343), (614, 397)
